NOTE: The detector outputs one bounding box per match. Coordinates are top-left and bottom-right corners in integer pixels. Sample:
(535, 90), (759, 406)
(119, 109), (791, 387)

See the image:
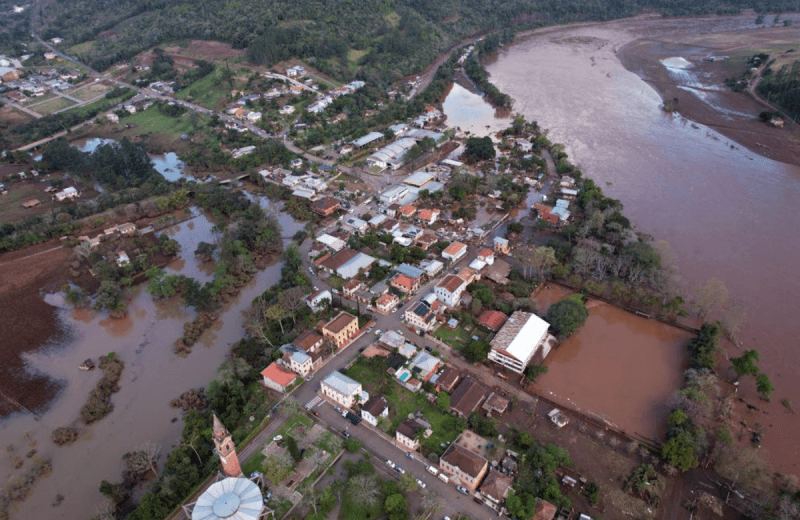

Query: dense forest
(30, 0), (800, 84)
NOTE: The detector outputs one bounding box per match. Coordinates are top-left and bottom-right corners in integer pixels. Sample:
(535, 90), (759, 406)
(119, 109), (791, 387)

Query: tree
(384, 493), (409, 520)
(286, 435), (303, 462)
(278, 286), (307, 324)
(694, 278), (728, 318)
(525, 364), (548, 382)
(506, 491), (538, 519)
(730, 350), (760, 380)
(94, 280), (124, 313)
(755, 374), (774, 401)
(123, 442), (161, 479)
(464, 136), (495, 162)
(661, 432), (699, 472)
(436, 392), (450, 412)
(347, 474), (380, 508)
(546, 294), (589, 338)
(399, 472), (418, 493)
(194, 241), (216, 261)
(344, 438), (362, 453)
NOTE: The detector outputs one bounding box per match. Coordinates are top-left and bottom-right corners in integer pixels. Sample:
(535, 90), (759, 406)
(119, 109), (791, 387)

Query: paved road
(312, 400), (491, 520)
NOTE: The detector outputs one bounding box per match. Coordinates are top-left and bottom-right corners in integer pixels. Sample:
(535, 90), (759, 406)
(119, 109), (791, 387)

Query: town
(0, 14), (786, 520)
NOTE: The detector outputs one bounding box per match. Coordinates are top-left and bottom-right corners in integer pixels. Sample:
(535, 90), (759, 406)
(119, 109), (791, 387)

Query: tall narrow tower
(212, 414), (242, 477)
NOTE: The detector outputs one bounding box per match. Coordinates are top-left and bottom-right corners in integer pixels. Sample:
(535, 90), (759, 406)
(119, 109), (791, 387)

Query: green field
(122, 106), (199, 140)
(70, 84), (112, 102)
(176, 70), (230, 109)
(32, 96), (77, 115)
(346, 357), (462, 455)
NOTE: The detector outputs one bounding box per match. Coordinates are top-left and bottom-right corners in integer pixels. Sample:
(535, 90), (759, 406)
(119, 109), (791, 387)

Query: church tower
(212, 414), (242, 477)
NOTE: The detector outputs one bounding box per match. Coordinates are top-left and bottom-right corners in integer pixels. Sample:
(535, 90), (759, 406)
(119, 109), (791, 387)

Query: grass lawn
(241, 452), (266, 476)
(21, 93), (56, 106)
(32, 96), (77, 115)
(70, 84), (112, 102)
(122, 106), (199, 141)
(433, 326), (475, 348)
(346, 357), (462, 455)
(176, 70), (230, 110)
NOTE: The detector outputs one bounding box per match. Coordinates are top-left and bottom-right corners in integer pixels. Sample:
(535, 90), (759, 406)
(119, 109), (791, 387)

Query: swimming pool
(398, 372), (411, 382)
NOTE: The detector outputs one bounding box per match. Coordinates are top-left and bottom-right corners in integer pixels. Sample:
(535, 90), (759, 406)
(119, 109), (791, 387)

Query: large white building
(488, 311), (554, 374)
(434, 275), (467, 307)
(320, 371), (368, 409)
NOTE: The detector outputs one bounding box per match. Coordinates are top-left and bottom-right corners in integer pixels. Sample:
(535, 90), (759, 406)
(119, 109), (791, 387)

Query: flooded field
(533, 287), (692, 441)
(0, 200), (302, 519)
(442, 83), (510, 137)
(469, 14), (800, 475)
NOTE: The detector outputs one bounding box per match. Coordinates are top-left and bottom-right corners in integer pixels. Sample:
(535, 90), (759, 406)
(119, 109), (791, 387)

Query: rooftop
(261, 363), (297, 387)
(322, 371), (361, 397)
(395, 263), (425, 279)
(490, 311), (550, 363)
(379, 330), (406, 349)
(397, 418), (427, 440)
(404, 171), (435, 187)
(441, 443), (487, 479)
(293, 330), (323, 351)
(290, 350), (312, 365)
(450, 376), (488, 417)
(362, 396), (388, 416)
(437, 274), (465, 294)
(392, 274), (416, 290)
(319, 248), (359, 270)
(478, 310), (508, 331)
(479, 470), (513, 501)
(443, 241), (467, 257)
(437, 366), (461, 390)
(324, 311), (358, 334)
(352, 131), (384, 148)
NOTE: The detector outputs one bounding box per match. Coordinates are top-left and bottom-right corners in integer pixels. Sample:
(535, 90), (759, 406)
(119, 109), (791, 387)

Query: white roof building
(320, 371), (368, 409)
(379, 185), (409, 205)
(190, 477), (262, 520)
(317, 234), (346, 252)
(488, 311), (554, 374)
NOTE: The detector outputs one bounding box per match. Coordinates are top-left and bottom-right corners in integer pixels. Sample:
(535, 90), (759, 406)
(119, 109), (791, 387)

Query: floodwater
(442, 83), (510, 137)
(533, 287), (692, 441)
(75, 137), (194, 181)
(0, 197), (302, 519)
(475, 16), (800, 473)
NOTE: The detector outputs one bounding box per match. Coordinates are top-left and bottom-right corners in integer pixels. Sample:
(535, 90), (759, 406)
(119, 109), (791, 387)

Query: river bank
(618, 25), (800, 166)
(484, 12), (800, 475)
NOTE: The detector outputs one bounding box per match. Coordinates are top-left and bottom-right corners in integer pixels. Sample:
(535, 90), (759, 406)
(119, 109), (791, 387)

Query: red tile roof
(399, 205), (417, 217)
(437, 274), (465, 294)
(443, 241), (467, 256)
(391, 274), (416, 291)
(478, 310), (508, 331)
(533, 499), (558, 520)
(261, 363), (297, 387)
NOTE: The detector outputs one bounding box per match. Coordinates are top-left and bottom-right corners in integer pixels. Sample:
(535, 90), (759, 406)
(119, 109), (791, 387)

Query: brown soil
(164, 40), (246, 62)
(0, 241), (71, 417)
(618, 33), (800, 166)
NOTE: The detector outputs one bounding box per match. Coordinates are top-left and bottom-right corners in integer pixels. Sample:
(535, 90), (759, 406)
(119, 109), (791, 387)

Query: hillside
(33, 0), (800, 84)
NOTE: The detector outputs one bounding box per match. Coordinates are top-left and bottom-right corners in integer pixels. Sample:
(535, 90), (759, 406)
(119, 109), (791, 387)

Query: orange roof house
(390, 273), (418, 294)
(478, 311), (508, 332)
(398, 205), (417, 218)
(261, 363), (297, 392)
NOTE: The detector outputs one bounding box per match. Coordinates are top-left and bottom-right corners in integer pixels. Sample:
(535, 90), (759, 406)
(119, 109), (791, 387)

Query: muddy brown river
(469, 14), (800, 474)
(0, 207), (301, 519)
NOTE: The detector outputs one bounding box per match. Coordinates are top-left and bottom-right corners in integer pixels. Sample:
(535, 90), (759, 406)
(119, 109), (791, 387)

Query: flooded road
(0, 201), (302, 519)
(477, 15), (800, 473)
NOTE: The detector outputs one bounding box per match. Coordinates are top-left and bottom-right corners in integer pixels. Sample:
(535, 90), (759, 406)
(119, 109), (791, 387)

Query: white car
(385, 459), (396, 469)
(391, 308), (398, 313)
(416, 479), (426, 489)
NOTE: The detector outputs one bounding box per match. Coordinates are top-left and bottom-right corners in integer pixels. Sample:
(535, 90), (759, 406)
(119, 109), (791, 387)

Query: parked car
(342, 430), (351, 439)
(396, 330), (403, 335)
(405, 452), (414, 460)
(416, 479), (426, 489)
(391, 308), (398, 313)
(375, 329), (382, 336)
(385, 459), (396, 469)
(333, 405), (341, 413)
(306, 374), (314, 381)
(473, 497), (483, 504)
(424, 346), (432, 352)
(456, 485), (469, 495)
(395, 466), (405, 474)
